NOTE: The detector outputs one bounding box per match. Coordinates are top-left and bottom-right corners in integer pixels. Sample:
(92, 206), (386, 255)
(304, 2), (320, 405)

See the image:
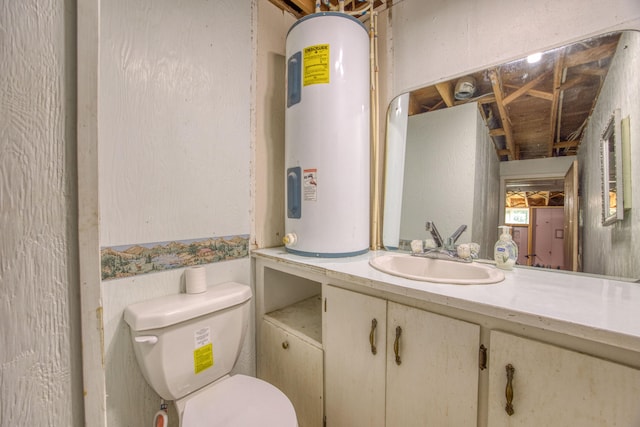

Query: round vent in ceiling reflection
(454, 76), (477, 100)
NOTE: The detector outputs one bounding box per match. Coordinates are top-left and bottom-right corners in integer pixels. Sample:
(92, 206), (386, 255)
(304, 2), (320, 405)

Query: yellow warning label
(194, 343), (214, 374)
(303, 44), (330, 86)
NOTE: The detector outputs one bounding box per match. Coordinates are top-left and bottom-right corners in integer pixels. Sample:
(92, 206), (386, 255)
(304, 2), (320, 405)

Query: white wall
(400, 103), (479, 244)
(254, 0), (296, 249)
(0, 0), (84, 426)
(472, 111), (501, 258)
(95, 1), (254, 425)
(579, 30), (640, 278)
(388, 0), (640, 97)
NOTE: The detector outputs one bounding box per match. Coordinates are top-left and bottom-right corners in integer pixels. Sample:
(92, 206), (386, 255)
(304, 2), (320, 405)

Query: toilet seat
(180, 375), (298, 427)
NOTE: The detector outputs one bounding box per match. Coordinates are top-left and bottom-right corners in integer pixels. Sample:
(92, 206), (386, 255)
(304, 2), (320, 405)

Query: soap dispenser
(494, 225), (518, 270)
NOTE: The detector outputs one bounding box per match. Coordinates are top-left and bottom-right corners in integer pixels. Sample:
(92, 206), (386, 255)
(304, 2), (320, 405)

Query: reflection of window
(505, 208), (529, 225)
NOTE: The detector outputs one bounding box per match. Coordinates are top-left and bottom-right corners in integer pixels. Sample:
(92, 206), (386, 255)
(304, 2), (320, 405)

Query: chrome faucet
(447, 224), (468, 249)
(416, 222), (470, 262)
(425, 221), (444, 248)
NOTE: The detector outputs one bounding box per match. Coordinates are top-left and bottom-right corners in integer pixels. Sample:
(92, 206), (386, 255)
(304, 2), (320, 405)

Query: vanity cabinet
(487, 331), (640, 426)
(324, 285), (481, 427)
(253, 250), (640, 427)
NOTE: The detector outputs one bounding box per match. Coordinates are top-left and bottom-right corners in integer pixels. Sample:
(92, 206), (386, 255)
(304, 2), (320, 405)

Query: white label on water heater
(303, 168), (318, 201)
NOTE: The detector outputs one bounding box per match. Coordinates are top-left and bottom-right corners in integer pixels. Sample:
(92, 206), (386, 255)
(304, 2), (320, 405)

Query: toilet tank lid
(124, 282), (251, 331)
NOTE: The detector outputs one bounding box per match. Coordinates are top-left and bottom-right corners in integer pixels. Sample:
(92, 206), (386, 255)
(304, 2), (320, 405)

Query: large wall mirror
(382, 30), (639, 280)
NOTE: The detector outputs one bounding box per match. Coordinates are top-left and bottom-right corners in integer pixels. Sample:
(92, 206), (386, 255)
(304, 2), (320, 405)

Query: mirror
(601, 108), (623, 225)
(382, 31), (639, 280)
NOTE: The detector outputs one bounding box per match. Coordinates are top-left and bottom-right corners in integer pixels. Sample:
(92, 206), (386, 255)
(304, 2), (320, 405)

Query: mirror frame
(600, 108), (624, 225)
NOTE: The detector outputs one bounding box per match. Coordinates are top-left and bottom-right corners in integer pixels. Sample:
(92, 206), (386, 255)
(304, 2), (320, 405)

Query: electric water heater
(284, 12), (370, 257)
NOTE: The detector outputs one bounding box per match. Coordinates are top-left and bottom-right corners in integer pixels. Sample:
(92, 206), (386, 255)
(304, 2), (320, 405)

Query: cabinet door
(259, 318), (323, 427)
(488, 330), (640, 426)
(386, 302), (480, 427)
(324, 285), (387, 427)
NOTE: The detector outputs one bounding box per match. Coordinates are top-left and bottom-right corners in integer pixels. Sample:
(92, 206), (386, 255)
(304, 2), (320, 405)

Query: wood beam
(563, 41), (618, 68)
(477, 95), (496, 105)
(489, 69), (516, 160)
(502, 71), (551, 105)
(553, 140), (580, 149)
(268, 0), (306, 17)
(504, 84), (553, 101)
(435, 81), (456, 107)
(287, 0), (317, 15)
(547, 49), (566, 157)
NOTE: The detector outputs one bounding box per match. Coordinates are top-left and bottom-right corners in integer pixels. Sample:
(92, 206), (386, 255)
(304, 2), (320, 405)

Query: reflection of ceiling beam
(477, 95), (496, 105)
(547, 49), (566, 157)
(563, 41), (618, 68)
(558, 75), (592, 91)
(503, 71), (551, 105)
(435, 81), (456, 107)
(553, 140), (580, 149)
(504, 84), (553, 101)
(489, 69), (516, 160)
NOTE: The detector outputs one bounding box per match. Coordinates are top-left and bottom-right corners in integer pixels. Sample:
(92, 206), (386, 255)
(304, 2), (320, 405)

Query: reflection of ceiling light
(527, 52), (542, 64)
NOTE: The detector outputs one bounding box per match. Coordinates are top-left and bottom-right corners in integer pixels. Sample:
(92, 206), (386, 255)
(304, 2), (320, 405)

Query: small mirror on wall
(601, 109), (623, 225)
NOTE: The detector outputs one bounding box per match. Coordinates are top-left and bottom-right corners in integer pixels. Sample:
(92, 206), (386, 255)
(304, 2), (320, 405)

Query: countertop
(253, 247), (640, 353)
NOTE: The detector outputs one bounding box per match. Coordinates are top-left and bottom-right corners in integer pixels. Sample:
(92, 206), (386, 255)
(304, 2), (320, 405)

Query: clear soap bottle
(494, 225), (518, 270)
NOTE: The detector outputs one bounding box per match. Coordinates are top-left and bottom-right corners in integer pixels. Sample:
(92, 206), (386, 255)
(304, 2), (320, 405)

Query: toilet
(124, 281), (298, 427)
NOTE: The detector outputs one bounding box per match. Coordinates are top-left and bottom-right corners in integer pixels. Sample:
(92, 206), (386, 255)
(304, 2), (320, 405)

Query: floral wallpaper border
(100, 234), (249, 281)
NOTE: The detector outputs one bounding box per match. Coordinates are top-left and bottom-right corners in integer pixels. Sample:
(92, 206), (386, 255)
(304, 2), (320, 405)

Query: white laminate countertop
(253, 247), (640, 353)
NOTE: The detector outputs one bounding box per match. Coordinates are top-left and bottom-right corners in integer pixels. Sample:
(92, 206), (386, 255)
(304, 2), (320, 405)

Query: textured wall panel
(0, 0), (83, 426)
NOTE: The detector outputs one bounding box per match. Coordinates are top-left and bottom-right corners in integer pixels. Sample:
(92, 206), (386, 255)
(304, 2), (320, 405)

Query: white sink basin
(369, 253), (505, 284)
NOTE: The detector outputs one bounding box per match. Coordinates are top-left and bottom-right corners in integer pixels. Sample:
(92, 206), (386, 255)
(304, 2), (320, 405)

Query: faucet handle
(425, 221), (444, 248)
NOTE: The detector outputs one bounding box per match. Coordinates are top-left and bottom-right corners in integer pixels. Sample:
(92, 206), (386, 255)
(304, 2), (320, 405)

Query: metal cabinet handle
(479, 344), (487, 370)
(505, 364), (515, 416)
(369, 318), (378, 355)
(394, 326), (402, 365)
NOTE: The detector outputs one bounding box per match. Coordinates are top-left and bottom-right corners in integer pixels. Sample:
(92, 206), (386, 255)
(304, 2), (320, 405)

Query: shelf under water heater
(284, 12), (370, 257)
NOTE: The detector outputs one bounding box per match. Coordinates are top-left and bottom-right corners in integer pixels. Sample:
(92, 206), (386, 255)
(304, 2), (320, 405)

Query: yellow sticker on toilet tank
(303, 44), (330, 86)
(194, 343), (214, 374)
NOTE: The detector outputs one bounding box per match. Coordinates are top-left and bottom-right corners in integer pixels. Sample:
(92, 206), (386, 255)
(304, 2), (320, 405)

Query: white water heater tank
(284, 12), (370, 257)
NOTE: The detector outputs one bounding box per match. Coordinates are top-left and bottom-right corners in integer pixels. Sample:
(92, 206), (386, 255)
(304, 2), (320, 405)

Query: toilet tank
(124, 282), (252, 400)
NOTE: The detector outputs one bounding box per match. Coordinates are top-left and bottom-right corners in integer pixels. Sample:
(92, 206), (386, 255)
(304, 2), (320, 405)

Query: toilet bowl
(178, 374), (296, 427)
(124, 281), (297, 426)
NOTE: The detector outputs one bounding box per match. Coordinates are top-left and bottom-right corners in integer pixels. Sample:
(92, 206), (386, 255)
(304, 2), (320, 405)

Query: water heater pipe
(369, 2), (381, 249)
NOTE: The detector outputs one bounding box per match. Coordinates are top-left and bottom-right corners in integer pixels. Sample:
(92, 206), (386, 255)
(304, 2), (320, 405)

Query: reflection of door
(532, 207), (564, 269)
(511, 226), (529, 266)
(564, 160), (579, 271)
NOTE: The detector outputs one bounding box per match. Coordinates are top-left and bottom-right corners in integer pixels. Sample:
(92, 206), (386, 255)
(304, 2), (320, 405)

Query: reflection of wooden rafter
(489, 69), (517, 160)
(547, 49), (566, 157)
(503, 71), (552, 105)
(506, 190), (565, 207)
(563, 40), (619, 68)
(435, 81), (456, 107)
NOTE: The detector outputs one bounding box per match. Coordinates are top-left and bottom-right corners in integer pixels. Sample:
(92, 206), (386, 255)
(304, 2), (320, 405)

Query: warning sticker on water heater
(303, 44), (330, 86)
(193, 327), (214, 374)
(303, 169), (318, 201)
